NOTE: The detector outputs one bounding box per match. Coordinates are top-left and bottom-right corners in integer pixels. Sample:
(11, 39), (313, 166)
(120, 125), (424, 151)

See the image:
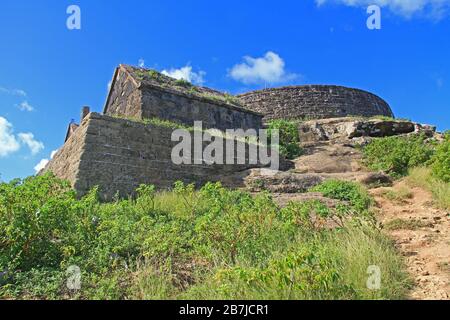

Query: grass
(0, 174), (410, 300)
(113, 115), (193, 130)
(380, 187), (413, 203)
(132, 67), (243, 107)
(384, 218), (432, 231)
(406, 167), (450, 210)
(177, 225), (410, 300)
(198, 92), (242, 107)
(113, 115), (266, 148)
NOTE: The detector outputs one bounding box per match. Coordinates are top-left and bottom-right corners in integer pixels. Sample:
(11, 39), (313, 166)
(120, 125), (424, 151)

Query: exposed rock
(349, 120), (415, 138)
(357, 172), (393, 188)
(245, 169), (323, 193)
(298, 117), (434, 144)
(294, 143), (363, 174)
(272, 192), (345, 208)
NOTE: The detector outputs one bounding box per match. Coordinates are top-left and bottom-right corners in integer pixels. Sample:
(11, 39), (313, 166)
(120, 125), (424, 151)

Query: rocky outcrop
(244, 169), (323, 193)
(294, 143), (363, 174)
(298, 117), (437, 144)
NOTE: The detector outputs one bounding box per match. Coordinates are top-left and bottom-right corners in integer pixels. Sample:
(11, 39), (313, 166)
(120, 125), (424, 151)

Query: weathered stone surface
(297, 117), (425, 144)
(244, 169), (323, 193)
(272, 192), (345, 209)
(294, 143), (363, 174)
(104, 65), (263, 131)
(357, 172), (393, 188)
(238, 85), (394, 121)
(43, 113), (266, 200)
(349, 120), (415, 138)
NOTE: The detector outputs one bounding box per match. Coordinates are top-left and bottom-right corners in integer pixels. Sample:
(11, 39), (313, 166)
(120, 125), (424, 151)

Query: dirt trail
(371, 181), (450, 300)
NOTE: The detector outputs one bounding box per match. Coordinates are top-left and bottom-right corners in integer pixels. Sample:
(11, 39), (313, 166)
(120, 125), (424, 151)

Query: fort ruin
(42, 64), (395, 199)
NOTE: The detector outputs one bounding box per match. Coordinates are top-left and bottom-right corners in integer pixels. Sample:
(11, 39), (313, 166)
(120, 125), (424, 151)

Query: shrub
(310, 180), (373, 213)
(0, 173), (77, 271)
(181, 225), (409, 300)
(363, 135), (435, 178)
(174, 78), (192, 88)
(1, 176), (408, 300)
(267, 119), (303, 159)
(430, 134), (450, 182)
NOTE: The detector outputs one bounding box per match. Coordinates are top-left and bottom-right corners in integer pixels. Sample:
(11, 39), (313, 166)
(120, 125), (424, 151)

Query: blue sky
(0, 0), (449, 181)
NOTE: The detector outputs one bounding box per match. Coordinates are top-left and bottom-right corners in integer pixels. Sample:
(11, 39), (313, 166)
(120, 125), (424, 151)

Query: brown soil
(371, 181), (450, 300)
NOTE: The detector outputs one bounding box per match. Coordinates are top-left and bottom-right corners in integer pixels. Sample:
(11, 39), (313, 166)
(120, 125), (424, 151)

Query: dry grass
(384, 218), (432, 231)
(406, 167), (450, 210)
(380, 187), (413, 203)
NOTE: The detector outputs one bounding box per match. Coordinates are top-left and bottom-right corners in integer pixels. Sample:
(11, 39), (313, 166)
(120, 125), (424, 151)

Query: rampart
(44, 112), (264, 199)
(238, 85), (394, 121)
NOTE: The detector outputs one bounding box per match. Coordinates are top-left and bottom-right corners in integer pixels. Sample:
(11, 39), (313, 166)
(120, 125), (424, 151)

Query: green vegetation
(380, 187), (413, 203)
(430, 133), (450, 182)
(407, 167), (450, 210)
(0, 174), (409, 300)
(113, 115), (193, 131)
(142, 117), (193, 130)
(174, 78), (193, 88)
(384, 218), (431, 231)
(267, 119), (303, 160)
(310, 180), (373, 214)
(362, 134), (435, 178)
(362, 132), (449, 210)
(198, 92), (242, 106)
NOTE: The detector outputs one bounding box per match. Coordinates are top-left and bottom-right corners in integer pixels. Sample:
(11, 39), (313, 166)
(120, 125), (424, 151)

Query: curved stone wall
(238, 85), (394, 121)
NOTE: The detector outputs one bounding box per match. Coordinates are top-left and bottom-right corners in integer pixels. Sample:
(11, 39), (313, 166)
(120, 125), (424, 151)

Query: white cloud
(0, 86), (27, 96)
(18, 133), (44, 155)
(316, 0), (450, 19)
(0, 117), (45, 158)
(34, 149), (58, 174)
(162, 65), (206, 85)
(34, 159), (49, 173)
(0, 117), (20, 157)
(229, 51), (298, 85)
(17, 101), (34, 112)
(138, 58), (145, 68)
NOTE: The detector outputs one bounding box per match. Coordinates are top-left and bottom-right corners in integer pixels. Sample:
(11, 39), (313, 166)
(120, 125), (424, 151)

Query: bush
(0, 175), (408, 300)
(181, 225), (409, 300)
(363, 135), (435, 178)
(310, 180), (373, 213)
(267, 119), (303, 159)
(430, 134), (450, 182)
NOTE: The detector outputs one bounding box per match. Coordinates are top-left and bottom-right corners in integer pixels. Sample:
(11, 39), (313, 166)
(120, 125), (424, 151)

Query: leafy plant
(310, 180), (373, 213)
(267, 119), (303, 159)
(363, 134), (435, 178)
(0, 175), (408, 300)
(174, 78), (192, 88)
(430, 134), (450, 182)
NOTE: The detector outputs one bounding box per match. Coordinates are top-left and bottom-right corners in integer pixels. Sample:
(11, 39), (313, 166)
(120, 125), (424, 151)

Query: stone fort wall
(238, 85), (394, 121)
(104, 65), (263, 131)
(43, 112), (263, 200)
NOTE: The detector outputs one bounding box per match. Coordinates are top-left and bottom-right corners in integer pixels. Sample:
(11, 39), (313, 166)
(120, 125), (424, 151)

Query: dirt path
(371, 181), (450, 300)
